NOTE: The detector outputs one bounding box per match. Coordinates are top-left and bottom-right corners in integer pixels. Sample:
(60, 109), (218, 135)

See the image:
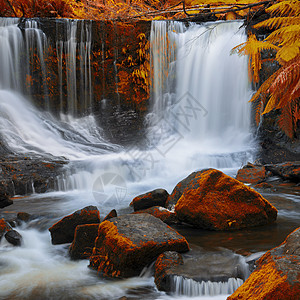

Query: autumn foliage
(233, 0), (300, 138)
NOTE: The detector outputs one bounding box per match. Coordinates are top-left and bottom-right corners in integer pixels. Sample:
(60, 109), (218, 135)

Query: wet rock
(0, 156), (67, 196)
(0, 218), (11, 239)
(49, 206), (100, 245)
(89, 213), (189, 278)
(154, 251), (183, 292)
(175, 169), (277, 230)
(265, 161), (300, 183)
(0, 190), (13, 208)
(17, 212), (32, 222)
(254, 182), (274, 190)
(69, 224), (99, 260)
(228, 227), (300, 299)
(236, 163), (266, 184)
(102, 209), (117, 222)
(257, 110), (300, 164)
(130, 189), (169, 211)
(5, 229), (22, 246)
(133, 206), (178, 225)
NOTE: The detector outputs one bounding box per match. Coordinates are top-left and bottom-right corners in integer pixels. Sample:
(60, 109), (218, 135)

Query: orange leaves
(0, 0), (84, 18)
(232, 33), (278, 83)
(235, 0), (300, 139)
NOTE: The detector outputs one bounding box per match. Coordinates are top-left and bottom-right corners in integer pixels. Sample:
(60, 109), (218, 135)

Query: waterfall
(148, 21), (255, 170)
(172, 276), (244, 297)
(0, 18), (93, 114)
(0, 18), (259, 300)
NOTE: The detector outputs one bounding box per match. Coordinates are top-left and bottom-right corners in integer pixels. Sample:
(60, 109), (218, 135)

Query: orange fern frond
(232, 33), (279, 83)
(277, 103), (294, 138)
(254, 16), (300, 30)
(266, 0), (300, 17)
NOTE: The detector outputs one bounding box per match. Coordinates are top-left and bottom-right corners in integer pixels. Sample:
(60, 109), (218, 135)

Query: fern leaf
(265, 25), (300, 46)
(254, 17), (300, 30)
(249, 68), (283, 103)
(263, 94), (278, 115)
(278, 103), (294, 139)
(276, 43), (300, 63)
(266, 0), (300, 17)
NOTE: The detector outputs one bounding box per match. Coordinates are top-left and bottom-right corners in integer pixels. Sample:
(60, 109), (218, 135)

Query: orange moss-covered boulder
(175, 169), (277, 230)
(228, 227), (300, 299)
(0, 218), (11, 239)
(49, 206), (100, 245)
(89, 213), (189, 278)
(133, 206), (178, 225)
(236, 163), (267, 184)
(69, 224), (99, 260)
(154, 251), (183, 292)
(130, 189), (169, 211)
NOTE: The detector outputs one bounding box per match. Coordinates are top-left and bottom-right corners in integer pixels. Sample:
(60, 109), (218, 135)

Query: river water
(0, 18), (299, 300)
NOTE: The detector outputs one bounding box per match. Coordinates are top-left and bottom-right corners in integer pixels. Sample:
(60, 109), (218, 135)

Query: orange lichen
(0, 219), (10, 234)
(89, 217), (189, 278)
(228, 253), (300, 300)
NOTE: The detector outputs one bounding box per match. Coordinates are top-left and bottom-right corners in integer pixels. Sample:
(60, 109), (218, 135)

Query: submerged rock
(89, 213), (189, 278)
(133, 206), (178, 225)
(130, 189), (169, 211)
(49, 206), (100, 245)
(236, 163), (267, 184)
(228, 227), (300, 299)
(17, 212), (32, 223)
(175, 169), (277, 230)
(69, 224), (99, 260)
(154, 251), (183, 292)
(155, 248), (248, 294)
(5, 229), (22, 246)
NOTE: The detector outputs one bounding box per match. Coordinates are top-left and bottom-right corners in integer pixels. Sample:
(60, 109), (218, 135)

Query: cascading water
(148, 21), (255, 171)
(0, 18), (260, 300)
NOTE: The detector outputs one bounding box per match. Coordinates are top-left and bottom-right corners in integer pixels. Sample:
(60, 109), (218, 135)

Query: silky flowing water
(0, 18), (299, 300)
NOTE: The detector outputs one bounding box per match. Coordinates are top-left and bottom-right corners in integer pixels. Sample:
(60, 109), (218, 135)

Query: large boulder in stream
(130, 189), (169, 211)
(49, 206), (100, 245)
(174, 169), (277, 230)
(228, 227), (300, 300)
(89, 213), (189, 278)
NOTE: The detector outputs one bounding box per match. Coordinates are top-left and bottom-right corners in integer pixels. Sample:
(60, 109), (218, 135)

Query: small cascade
(172, 276), (244, 297)
(0, 18), (23, 90)
(24, 20), (49, 108)
(56, 19), (93, 115)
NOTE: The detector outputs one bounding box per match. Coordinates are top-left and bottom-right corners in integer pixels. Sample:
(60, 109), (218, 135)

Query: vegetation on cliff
(233, 0), (299, 139)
